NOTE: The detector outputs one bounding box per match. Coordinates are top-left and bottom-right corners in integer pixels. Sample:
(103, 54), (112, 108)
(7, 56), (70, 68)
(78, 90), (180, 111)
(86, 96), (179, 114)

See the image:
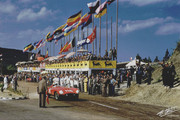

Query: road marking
(89, 101), (119, 110)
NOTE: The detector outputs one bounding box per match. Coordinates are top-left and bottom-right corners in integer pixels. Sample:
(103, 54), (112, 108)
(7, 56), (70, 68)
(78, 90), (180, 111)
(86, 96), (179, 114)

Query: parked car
(47, 85), (79, 100)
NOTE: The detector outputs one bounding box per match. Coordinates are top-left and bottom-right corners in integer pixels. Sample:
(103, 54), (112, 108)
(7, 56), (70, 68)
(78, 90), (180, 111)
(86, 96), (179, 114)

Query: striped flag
(66, 10), (82, 26)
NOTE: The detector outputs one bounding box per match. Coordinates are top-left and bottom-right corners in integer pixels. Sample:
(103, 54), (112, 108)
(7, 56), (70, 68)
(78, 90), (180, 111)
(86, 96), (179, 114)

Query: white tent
(126, 60), (146, 69)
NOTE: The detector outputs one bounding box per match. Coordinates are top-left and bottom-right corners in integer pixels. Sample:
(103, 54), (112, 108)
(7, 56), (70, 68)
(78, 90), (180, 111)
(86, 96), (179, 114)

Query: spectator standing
(102, 75), (107, 97)
(38, 76), (47, 108)
(112, 47), (117, 60)
(169, 62), (176, 88)
(116, 72), (120, 88)
(88, 75), (93, 94)
(136, 63), (143, 84)
(109, 49), (113, 60)
(127, 70), (132, 88)
(3, 75), (8, 90)
(84, 75), (88, 93)
(14, 75), (18, 91)
(145, 63), (153, 85)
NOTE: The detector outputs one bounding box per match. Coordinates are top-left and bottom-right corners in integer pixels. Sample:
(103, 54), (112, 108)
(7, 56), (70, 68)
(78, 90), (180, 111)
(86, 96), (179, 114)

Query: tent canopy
(126, 60), (146, 69)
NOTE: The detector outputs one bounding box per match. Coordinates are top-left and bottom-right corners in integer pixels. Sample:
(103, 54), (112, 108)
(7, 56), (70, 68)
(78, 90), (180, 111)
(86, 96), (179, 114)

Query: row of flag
(23, 0), (115, 56)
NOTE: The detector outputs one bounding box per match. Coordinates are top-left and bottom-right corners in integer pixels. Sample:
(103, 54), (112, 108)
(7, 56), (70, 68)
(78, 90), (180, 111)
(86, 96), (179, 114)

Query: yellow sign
(89, 60), (116, 69)
(45, 60), (116, 69)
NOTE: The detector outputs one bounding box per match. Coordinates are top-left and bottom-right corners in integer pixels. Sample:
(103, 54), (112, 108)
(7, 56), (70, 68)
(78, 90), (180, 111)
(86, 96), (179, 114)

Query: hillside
(115, 41), (180, 109)
(152, 41), (180, 86)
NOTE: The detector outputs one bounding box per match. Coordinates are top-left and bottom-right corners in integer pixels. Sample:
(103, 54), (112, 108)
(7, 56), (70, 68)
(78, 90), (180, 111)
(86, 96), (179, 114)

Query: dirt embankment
(116, 82), (180, 109)
(116, 43), (180, 109)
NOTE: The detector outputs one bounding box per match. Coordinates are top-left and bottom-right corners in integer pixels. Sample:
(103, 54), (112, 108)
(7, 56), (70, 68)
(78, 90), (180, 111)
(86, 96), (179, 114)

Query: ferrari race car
(47, 85), (79, 100)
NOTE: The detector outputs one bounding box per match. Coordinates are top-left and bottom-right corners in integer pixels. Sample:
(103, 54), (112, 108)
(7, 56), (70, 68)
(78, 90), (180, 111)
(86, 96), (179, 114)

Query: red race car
(47, 85), (79, 100)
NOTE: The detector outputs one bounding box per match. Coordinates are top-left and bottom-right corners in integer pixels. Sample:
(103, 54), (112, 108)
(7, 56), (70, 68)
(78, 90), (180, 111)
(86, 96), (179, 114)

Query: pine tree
(142, 57), (148, 62)
(136, 54), (142, 61)
(154, 56), (159, 62)
(163, 49), (170, 61)
(148, 56), (152, 63)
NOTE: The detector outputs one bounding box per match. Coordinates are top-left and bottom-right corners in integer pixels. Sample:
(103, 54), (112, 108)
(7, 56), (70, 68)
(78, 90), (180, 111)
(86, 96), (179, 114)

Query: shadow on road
(47, 106), (73, 108)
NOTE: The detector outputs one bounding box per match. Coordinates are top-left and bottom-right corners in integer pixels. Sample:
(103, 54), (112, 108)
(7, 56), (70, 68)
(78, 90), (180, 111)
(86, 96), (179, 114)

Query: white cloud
(18, 0), (32, 3)
(156, 23), (180, 35)
(0, 1), (16, 14)
(119, 17), (173, 33)
(17, 7), (53, 21)
(119, 0), (170, 6)
(17, 26), (54, 42)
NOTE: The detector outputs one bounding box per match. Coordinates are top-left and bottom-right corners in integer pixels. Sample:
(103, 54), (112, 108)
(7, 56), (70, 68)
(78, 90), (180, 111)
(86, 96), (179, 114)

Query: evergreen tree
(136, 54), (142, 61)
(163, 49), (170, 61)
(148, 56), (152, 63)
(154, 56), (159, 62)
(142, 57), (148, 62)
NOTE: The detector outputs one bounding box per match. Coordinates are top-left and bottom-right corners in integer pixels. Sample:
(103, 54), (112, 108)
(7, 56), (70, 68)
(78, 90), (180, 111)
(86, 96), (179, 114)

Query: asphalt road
(0, 93), (179, 120)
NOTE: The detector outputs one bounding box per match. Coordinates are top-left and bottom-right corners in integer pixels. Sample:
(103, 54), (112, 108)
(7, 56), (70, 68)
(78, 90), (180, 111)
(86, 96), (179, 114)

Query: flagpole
(64, 37), (65, 46)
(92, 15), (94, 54)
(77, 27), (79, 56)
(106, 6), (108, 52)
(53, 42), (55, 56)
(73, 31), (75, 52)
(50, 42), (51, 57)
(99, 0), (101, 57)
(116, 0), (118, 60)
(87, 26), (88, 51)
(111, 16), (112, 50)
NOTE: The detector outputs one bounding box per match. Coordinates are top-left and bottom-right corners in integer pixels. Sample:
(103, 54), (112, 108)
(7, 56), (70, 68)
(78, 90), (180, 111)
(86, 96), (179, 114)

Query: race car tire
(54, 92), (59, 100)
(74, 94), (79, 100)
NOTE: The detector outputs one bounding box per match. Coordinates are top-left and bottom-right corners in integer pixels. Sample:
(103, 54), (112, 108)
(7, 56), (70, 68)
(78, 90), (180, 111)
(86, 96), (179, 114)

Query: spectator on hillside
(145, 63), (153, 85)
(169, 62), (176, 88)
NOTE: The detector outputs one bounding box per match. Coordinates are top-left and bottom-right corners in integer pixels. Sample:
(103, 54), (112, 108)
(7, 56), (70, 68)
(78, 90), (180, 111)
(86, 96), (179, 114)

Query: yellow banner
(45, 60), (116, 69)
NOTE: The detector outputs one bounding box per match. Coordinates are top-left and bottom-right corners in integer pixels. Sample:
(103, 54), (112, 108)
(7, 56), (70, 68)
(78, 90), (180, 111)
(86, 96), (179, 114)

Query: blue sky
(0, 0), (180, 62)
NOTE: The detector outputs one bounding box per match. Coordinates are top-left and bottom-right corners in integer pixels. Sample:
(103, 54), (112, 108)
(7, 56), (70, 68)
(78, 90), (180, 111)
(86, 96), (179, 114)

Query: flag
(95, 1), (107, 14)
(87, 0), (100, 14)
(64, 22), (79, 36)
(34, 39), (43, 50)
(94, 4), (107, 18)
(54, 34), (64, 41)
(78, 13), (88, 26)
(81, 14), (92, 30)
(46, 91), (49, 104)
(29, 45), (34, 51)
(46, 32), (54, 42)
(23, 43), (32, 52)
(77, 38), (88, 48)
(107, 0), (115, 5)
(35, 50), (41, 58)
(66, 10), (81, 26)
(38, 39), (46, 48)
(63, 37), (76, 52)
(87, 26), (96, 44)
(77, 27), (96, 47)
(45, 49), (48, 58)
(53, 24), (66, 35)
(59, 42), (68, 54)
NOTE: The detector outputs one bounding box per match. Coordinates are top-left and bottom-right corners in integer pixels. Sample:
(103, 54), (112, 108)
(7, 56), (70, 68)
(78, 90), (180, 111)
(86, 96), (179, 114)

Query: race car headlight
(59, 90), (64, 94)
(76, 90), (79, 94)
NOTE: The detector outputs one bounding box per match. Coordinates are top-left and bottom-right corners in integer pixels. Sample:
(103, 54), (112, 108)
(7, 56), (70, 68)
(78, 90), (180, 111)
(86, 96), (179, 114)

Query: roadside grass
(7, 87), (24, 96)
